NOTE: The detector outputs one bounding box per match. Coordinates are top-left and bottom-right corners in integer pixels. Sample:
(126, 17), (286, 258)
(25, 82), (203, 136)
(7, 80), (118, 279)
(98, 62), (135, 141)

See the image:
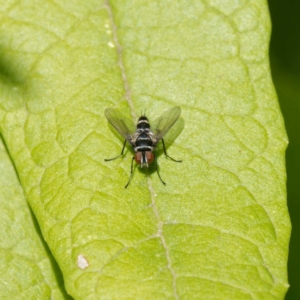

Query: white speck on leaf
(108, 41), (115, 48)
(77, 254), (89, 269)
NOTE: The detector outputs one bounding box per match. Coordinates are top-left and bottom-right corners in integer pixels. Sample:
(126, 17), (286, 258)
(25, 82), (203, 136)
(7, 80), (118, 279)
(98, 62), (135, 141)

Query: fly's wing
(105, 108), (136, 142)
(151, 106), (181, 142)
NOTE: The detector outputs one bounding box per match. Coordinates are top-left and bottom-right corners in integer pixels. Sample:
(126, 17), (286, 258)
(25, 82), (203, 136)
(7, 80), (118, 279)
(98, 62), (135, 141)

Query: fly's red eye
(145, 151), (154, 165)
(134, 152), (142, 165)
(134, 152), (154, 165)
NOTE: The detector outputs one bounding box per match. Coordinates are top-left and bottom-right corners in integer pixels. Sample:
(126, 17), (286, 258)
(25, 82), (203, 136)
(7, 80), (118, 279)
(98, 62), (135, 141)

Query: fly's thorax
(135, 131), (154, 149)
(134, 145), (154, 152)
(135, 151), (154, 167)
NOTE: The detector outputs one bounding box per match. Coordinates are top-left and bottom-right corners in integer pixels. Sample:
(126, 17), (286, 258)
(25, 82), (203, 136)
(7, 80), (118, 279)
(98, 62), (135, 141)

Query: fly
(104, 106), (182, 188)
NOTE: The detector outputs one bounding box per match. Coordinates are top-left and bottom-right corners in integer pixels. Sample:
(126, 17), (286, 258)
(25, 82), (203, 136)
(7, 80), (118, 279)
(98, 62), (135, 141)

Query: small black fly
(104, 106), (182, 188)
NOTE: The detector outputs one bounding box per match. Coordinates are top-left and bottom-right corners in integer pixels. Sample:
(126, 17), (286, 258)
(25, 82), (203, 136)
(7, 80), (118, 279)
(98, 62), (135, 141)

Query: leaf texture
(0, 0), (290, 299)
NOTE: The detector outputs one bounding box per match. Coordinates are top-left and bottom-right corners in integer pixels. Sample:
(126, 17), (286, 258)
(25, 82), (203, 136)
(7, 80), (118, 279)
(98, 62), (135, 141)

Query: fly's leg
(155, 155), (166, 185)
(105, 140), (126, 161)
(125, 156), (135, 188)
(162, 139), (182, 162)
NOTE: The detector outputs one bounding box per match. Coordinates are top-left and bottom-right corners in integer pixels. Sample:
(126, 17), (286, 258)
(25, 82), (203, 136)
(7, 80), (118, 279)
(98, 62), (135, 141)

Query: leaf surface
(0, 140), (70, 299)
(0, 0), (290, 299)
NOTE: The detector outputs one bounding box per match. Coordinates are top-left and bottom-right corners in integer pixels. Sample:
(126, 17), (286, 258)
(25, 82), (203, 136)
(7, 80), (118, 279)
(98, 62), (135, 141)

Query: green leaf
(0, 0), (290, 299)
(0, 140), (70, 299)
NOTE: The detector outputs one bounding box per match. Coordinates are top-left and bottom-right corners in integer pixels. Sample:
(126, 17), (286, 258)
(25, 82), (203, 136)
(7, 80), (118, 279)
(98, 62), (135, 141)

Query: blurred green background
(268, 0), (300, 299)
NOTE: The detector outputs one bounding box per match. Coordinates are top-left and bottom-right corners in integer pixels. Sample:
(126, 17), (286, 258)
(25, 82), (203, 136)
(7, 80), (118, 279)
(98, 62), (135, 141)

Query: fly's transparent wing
(105, 108), (136, 142)
(151, 106), (181, 142)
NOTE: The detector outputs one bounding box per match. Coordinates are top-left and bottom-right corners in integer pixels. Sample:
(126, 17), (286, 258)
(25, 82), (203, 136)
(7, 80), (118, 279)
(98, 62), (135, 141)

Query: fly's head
(134, 151), (154, 168)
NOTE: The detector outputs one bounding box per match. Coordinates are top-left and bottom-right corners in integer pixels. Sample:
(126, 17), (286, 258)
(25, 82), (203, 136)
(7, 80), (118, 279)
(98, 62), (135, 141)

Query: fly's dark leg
(155, 155), (166, 185)
(125, 156), (135, 188)
(162, 139), (182, 162)
(105, 140), (126, 161)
